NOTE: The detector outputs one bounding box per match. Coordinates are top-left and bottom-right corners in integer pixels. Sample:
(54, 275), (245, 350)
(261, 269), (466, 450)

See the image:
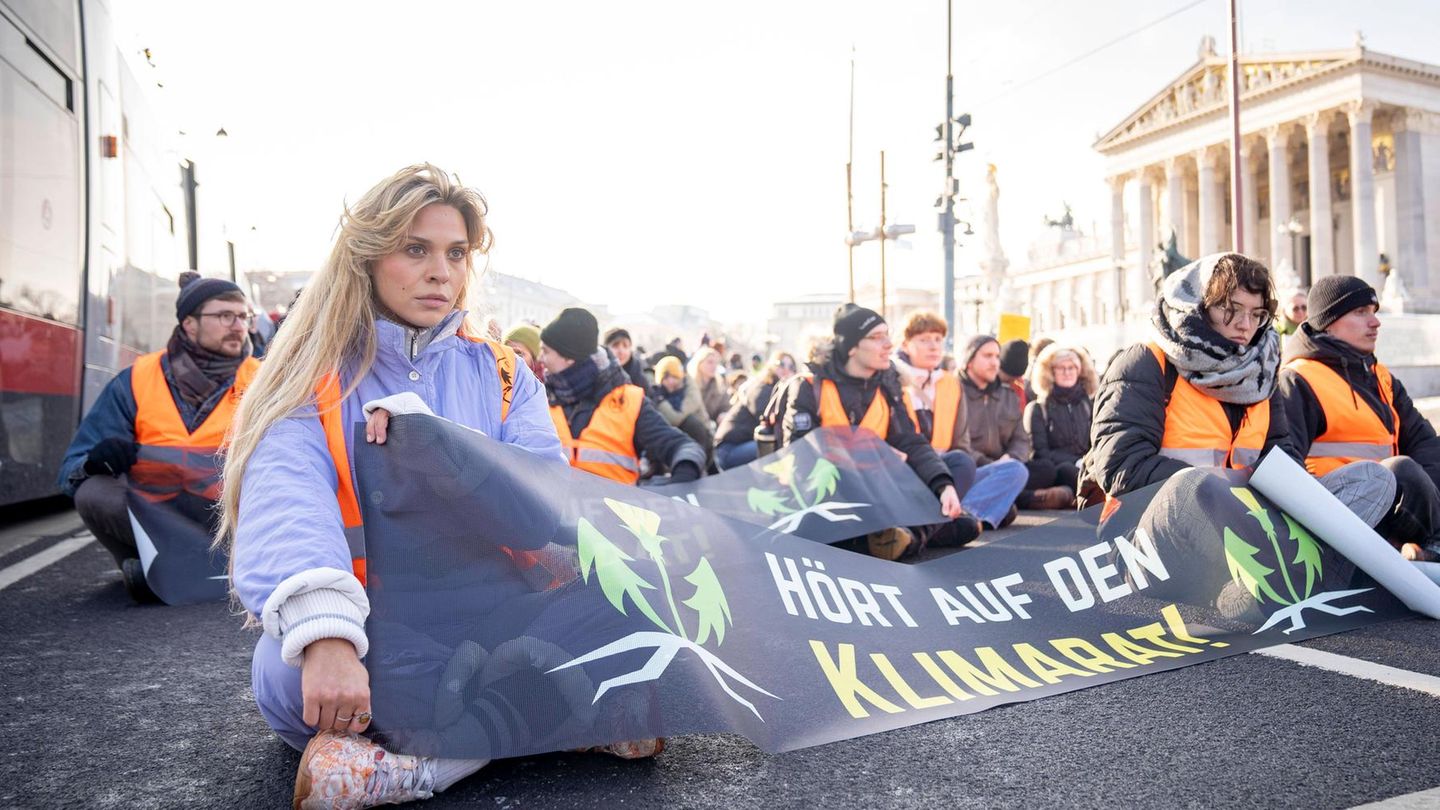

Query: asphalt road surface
(2, 502), (1438, 810)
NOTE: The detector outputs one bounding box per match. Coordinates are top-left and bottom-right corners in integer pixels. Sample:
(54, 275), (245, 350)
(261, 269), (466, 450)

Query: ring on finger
(354, 711), (372, 725)
(335, 714), (353, 723)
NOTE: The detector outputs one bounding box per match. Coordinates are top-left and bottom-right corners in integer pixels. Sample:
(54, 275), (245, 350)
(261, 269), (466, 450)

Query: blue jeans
(715, 440), (758, 471)
(944, 452), (1027, 527)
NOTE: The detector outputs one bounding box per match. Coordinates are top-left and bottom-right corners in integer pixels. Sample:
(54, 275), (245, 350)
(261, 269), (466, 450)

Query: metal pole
(847, 163), (855, 302)
(942, 0), (956, 350)
(1227, 0), (1244, 252)
(847, 49), (856, 303)
(879, 150), (887, 317)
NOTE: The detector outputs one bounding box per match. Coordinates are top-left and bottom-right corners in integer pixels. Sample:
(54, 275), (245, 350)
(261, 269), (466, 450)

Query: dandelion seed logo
(745, 453), (869, 534)
(1222, 487), (1373, 634)
(547, 498), (780, 719)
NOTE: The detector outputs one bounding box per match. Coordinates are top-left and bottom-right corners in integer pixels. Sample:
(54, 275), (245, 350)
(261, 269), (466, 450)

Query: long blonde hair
(216, 164), (493, 563)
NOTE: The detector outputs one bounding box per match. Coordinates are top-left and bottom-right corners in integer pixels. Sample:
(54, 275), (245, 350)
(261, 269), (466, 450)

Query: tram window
(0, 50), (83, 325)
(0, 0), (81, 76)
(0, 13), (72, 111)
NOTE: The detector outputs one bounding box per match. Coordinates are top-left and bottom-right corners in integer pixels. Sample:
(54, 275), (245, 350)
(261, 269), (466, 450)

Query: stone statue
(979, 164), (1011, 309)
(1043, 203), (1074, 231)
(1160, 229), (1192, 279)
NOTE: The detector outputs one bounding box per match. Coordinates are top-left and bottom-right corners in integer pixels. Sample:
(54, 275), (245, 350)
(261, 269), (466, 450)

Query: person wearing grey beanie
(1280, 275), (1440, 563)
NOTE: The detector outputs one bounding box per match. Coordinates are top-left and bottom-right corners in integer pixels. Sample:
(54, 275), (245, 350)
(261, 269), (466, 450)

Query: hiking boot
(120, 558), (159, 604)
(580, 738), (666, 759)
(930, 516), (983, 548)
(865, 527), (914, 561)
(1032, 485), (1076, 510)
(293, 730), (435, 810)
(1401, 543), (1440, 563)
(1215, 580), (1264, 624)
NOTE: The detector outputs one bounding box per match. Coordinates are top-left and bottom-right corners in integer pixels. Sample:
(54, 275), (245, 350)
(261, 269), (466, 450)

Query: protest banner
(125, 445), (229, 605)
(357, 415), (1429, 759)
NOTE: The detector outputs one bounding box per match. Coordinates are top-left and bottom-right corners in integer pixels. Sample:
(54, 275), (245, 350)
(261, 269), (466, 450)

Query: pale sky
(114, 0), (1440, 326)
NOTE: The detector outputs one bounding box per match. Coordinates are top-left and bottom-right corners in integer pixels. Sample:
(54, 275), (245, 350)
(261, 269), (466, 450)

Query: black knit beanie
(1306, 275), (1378, 332)
(175, 270), (243, 322)
(542, 307), (599, 361)
(999, 339), (1030, 378)
(832, 304), (885, 361)
(962, 334), (999, 369)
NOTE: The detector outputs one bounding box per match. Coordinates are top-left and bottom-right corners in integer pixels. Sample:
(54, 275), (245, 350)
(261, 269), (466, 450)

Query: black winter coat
(765, 362), (954, 496)
(715, 379), (775, 447)
(1279, 325), (1440, 489)
(1085, 342), (1296, 497)
(1025, 387), (1092, 468)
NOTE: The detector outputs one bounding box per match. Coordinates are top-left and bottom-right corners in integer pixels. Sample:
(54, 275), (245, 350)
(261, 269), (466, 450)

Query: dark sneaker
(865, 527), (914, 561)
(930, 516), (983, 548)
(120, 558), (159, 604)
(1033, 485), (1076, 510)
(1216, 580), (1264, 623)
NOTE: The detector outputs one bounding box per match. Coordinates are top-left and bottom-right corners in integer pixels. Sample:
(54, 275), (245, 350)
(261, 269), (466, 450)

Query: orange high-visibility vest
(1286, 357), (1399, 476)
(129, 351), (260, 502)
(1148, 344), (1269, 470)
(807, 374), (917, 440)
(550, 384), (645, 484)
(930, 374), (961, 451)
(317, 334), (516, 585)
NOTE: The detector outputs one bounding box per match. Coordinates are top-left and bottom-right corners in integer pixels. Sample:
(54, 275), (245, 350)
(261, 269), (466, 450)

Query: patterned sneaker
(865, 527), (914, 561)
(293, 730), (435, 810)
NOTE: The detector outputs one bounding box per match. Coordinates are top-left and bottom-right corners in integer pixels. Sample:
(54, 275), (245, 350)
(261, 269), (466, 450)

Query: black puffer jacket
(1085, 342), (1296, 497)
(1279, 324), (1440, 488)
(1025, 386), (1092, 467)
(715, 378), (776, 447)
(765, 361), (953, 496)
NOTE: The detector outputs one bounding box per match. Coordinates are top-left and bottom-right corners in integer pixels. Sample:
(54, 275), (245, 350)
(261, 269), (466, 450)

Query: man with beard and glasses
(57, 271), (259, 602)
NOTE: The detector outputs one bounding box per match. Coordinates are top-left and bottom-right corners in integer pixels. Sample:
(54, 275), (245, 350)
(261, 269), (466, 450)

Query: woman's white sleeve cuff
(261, 567), (369, 667)
(362, 392), (434, 417)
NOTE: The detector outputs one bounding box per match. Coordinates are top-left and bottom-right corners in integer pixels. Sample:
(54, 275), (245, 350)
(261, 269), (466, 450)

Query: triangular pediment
(1094, 50), (1363, 152)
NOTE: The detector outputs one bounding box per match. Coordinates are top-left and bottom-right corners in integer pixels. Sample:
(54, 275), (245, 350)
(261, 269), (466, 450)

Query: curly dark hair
(1202, 253), (1276, 315)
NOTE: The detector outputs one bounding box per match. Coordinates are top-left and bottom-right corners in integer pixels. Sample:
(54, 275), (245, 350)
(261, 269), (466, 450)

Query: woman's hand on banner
(301, 637), (372, 734)
(939, 485), (962, 519)
(366, 408), (392, 445)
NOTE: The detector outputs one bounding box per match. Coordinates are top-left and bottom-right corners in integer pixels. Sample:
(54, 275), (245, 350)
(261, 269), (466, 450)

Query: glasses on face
(199, 311), (253, 327)
(1209, 303), (1273, 330)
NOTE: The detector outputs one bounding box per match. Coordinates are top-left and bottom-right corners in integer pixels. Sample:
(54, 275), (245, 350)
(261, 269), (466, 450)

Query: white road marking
(1253, 643), (1440, 699)
(1349, 785), (1440, 808)
(0, 535), (94, 592)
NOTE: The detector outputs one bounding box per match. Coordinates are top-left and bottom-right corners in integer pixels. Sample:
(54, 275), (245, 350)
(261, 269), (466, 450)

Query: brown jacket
(955, 373), (1032, 465)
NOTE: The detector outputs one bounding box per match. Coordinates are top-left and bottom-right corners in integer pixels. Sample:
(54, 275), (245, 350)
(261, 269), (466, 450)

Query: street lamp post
(934, 0), (974, 351)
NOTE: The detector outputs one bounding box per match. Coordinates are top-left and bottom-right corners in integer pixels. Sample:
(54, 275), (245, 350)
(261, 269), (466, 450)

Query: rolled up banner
(1249, 450), (1440, 619)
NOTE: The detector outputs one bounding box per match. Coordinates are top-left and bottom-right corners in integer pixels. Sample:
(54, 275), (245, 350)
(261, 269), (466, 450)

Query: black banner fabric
(126, 446), (229, 606)
(357, 415), (1410, 759)
(648, 428), (943, 543)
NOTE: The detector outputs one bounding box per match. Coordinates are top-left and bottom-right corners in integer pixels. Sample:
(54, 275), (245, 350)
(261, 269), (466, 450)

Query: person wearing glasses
(1086, 253), (1295, 499)
(56, 271), (258, 603)
(1275, 286), (1309, 338)
(1086, 252), (1396, 525)
(713, 350), (798, 470)
(1279, 275), (1440, 563)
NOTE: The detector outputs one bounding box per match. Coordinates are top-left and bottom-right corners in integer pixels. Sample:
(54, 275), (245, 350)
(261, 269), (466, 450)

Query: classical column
(1195, 147), (1220, 255)
(1240, 139), (1261, 258)
(1346, 101), (1379, 286)
(1136, 170), (1156, 311)
(1165, 156), (1185, 251)
(1109, 175), (1126, 266)
(1392, 108), (1433, 296)
(1266, 124), (1294, 273)
(1306, 111), (1336, 280)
